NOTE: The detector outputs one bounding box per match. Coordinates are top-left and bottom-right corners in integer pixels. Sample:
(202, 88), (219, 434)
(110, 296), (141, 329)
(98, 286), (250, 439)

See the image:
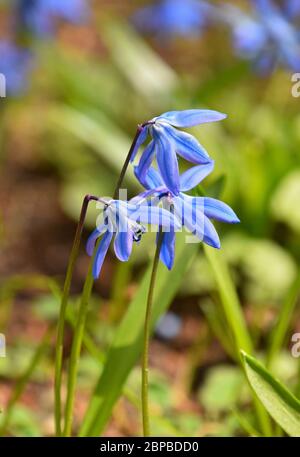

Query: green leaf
(267, 271), (300, 367)
(80, 234), (198, 436)
(203, 245), (252, 353)
(241, 351), (300, 437)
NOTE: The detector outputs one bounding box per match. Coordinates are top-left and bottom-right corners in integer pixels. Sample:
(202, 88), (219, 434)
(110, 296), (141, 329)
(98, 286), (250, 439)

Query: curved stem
(142, 230), (164, 437)
(113, 125), (143, 199)
(54, 194), (98, 436)
(63, 260), (94, 437)
(61, 126), (144, 436)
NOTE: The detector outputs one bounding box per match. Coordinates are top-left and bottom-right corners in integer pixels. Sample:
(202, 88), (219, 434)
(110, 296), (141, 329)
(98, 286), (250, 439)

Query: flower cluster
(0, 0), (89, 95)
(88, 109), (239, 278)
(133, 0), (300, 73)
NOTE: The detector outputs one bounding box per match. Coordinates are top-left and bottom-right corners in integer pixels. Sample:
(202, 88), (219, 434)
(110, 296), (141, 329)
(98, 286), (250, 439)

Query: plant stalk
(142, 230), (164, 436)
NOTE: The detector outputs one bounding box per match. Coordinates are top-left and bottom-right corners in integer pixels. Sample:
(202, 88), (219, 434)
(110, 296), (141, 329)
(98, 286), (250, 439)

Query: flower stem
(113, 125), (143, 199)
(61, 125), (144, 436)
(54, 194), (98, 436)
(142, 230), (164, 437)
(63, 259), (94, 437)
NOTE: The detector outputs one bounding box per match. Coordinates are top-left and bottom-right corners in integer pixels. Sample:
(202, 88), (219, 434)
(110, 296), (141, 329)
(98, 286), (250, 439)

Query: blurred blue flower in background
(132, 109), (226, 197)
(285, 0), (300, 18)
(132, 0), (215, 39)
(0, 0), (89, 96)
(16, 0), (89, 37)
(0, 41), (33, 95)
(222, 0), (300, 73)
(135, 163), (239, 270)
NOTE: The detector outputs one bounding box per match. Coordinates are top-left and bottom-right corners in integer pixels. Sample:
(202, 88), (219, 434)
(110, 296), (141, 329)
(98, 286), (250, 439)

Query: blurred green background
(0, 0), (299, 437)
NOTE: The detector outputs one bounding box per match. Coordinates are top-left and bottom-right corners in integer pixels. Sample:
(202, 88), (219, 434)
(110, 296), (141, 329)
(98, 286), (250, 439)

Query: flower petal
(203, 197), (240, 223)
(86, 224), (107, 256)
(182, 196), (220, 248)
(159, 230), (176, 270)
(130, 125), (149, 163)
(114, 230), (133, 262)
(134, 141), (156, 185)
(128, 203), (181, 230)
(153, 126), (180, 195)
(135, 165), (166, 190)
(156, 109), (227, 127)
(179, 161), (214, 192)
(93, 230), (113, 279)
(162, 124), (211, 164)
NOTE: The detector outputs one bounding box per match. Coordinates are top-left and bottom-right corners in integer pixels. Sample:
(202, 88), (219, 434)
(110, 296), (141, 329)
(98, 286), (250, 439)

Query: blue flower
(0, 41), (33, 95)
(86, 198), (180, 278)
(132, 109), (226, 197)
(15, 0), (88, 37)
(132, 0), (214, 39)
(285, 0), (300, 18)
(135, 164), (239, 270)
(223, 0), (300, 72)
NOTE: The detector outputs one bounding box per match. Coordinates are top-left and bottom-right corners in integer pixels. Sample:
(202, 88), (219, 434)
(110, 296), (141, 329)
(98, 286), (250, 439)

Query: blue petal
(114, 230), (133, 262)
(134, 141), (156, 184)
(159, 230), (175, 270)
(128, 203), (181, 229)
(153, 126), (180, 196)
(156, 109), (227, 127)
(161, 124), (211, 165)
(93, 230), (113, 279)
(182, 197), (220, 248)
(130, 126), (148, 163)
(135, 166), (165, 190)
(203, 216), (221, 248)
(86, 224), (107, 256)
(179, 161), (214, 192)
(203, 198), (240, 223)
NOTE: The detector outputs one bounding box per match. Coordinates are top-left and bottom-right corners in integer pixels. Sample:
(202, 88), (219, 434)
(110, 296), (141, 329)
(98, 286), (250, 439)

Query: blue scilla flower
(135, 164), (239, 270)
(86, 198), (180, 278)
(132, 109), (226, 198)
(16, 0), (88, 37)
(0, 41), (33, 95)
(285, 0), (300, 18)
(132, 0), (215, 39)
(223, 0), (300, 72)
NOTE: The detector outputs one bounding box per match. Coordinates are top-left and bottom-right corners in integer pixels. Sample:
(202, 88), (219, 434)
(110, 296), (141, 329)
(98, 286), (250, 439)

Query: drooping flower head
(86, 198), (181, 278)
(132, 109), (226, 197)
(132, 0), (215, 39)
(222, 0), (300, 73)
(135, 164), (239, 270)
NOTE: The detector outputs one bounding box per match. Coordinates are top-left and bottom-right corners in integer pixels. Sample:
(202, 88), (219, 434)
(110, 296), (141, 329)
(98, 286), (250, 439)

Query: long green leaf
(267, 271), (300, 367)
(80, 235), (198, 436)
(242, 351), (300, 437)
(204, 245), (272, 435)
(204, 245), (252, 353)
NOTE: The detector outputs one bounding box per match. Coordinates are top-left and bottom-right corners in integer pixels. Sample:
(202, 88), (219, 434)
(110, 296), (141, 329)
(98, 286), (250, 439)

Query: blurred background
(0, 0), (299, 437)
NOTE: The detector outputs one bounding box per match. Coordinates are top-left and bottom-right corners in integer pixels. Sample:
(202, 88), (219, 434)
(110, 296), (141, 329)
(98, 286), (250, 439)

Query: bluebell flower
(132, 0), (214, 39)
(222, 0), (300, 72)
(132, 109), (226, 197)
(135, 164), (239, 270)
(86, 198), (180, 278)
(15, 0), (88, 37)
(0, 41), (33, 95)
